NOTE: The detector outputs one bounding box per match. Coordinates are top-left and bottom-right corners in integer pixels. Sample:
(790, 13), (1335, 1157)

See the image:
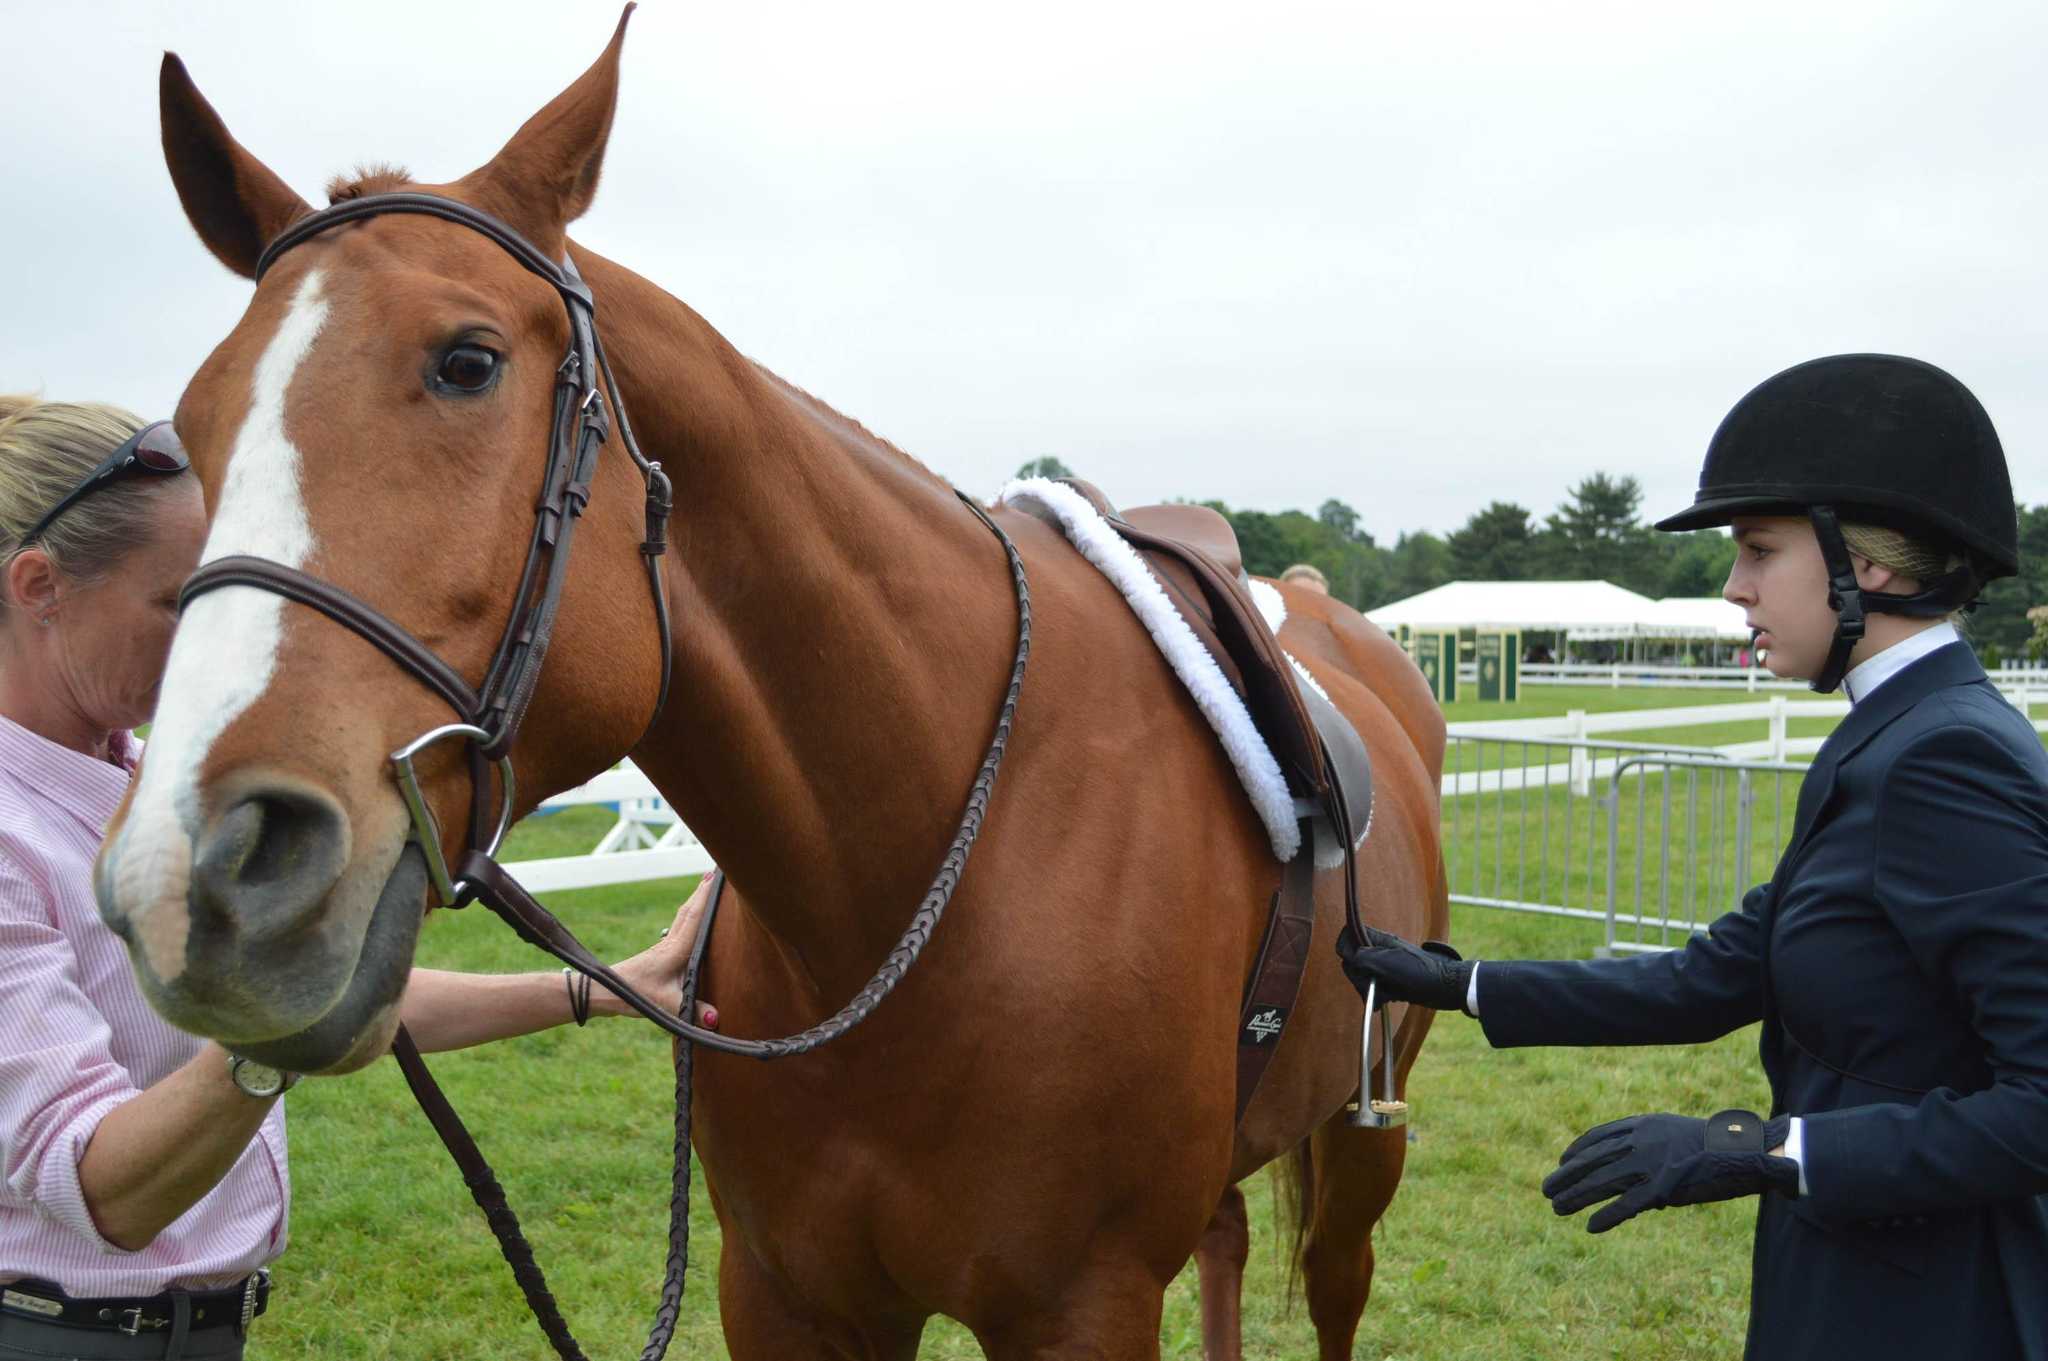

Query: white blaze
(115, 271), (329, 959)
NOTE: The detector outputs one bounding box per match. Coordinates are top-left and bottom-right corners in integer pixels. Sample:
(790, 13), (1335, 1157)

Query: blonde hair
(1840, 519), (1971, 623)
(1279, 563), (1329, 590)
(1839, 520), (1968, 587)
(0, 395), (162, 608)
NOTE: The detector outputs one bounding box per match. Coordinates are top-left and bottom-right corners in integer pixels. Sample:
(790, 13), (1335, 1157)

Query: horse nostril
(192, 787), (349, 939)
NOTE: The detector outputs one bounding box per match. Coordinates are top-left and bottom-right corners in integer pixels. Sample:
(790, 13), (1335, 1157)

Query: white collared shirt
(1841, 621), (1960, 705)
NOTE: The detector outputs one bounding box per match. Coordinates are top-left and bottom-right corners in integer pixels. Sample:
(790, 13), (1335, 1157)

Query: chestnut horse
(97, 13), (1448, 1358)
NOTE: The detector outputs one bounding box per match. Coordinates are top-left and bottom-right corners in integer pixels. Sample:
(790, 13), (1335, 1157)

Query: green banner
(1477, 630), (1519, 702)
(1414, 632), (1442, 699)
(1414, 630), (1458, 704)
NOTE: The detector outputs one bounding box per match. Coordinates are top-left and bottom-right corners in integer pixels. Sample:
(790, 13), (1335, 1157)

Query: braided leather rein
(182, 191), (1033, 1359)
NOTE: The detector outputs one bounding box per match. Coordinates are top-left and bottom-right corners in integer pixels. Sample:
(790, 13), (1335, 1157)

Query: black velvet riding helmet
(1655, 354), (2018, 693)
(1656, 353), (2017, 574)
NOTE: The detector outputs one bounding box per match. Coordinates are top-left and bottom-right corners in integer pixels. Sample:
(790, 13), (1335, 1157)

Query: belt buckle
(239, 1270), (267, 1333)
(96, 1306), (163, 1335)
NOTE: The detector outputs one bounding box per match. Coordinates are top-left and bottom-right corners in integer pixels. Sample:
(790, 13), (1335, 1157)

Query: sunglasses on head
(19, 421), (190, 547)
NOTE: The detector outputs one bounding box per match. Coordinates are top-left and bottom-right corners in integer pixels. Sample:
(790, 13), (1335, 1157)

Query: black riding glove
(1542, 1109), (1797, 1234)
(1334, 925), (1474, 1015)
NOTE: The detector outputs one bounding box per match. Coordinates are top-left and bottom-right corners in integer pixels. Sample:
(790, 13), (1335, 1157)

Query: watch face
(230, 1057), (289, 1099)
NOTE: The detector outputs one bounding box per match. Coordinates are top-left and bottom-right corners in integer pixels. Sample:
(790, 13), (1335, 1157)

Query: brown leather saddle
(1017, 479), (1374, 1124)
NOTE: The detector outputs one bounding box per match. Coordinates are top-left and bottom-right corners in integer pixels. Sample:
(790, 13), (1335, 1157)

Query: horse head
(96, 8), (667, 1073)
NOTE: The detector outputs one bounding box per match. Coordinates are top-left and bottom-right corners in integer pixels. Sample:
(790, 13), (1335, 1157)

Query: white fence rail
(504, 765), (714, 893)
(1504, 662), (1801, 691)
(1449, 695), (1846, 740)
(506, 690), (2048, 897)
(1446, 692), (2046, 783)
(1463, 660), (2048, 692)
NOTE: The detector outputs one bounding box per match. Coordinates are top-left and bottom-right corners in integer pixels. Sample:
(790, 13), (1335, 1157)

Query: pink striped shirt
(0, 711), (287, 1295)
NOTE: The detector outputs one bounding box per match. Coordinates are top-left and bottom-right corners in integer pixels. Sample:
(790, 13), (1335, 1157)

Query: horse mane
(755, 366), (950, 487)
(325, 164), (414, 204)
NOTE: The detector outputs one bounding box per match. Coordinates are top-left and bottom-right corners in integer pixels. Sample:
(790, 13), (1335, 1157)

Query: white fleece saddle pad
(997, 477), (1356, 867)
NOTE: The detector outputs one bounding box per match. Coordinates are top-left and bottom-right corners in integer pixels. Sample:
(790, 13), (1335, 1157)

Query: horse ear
(461, 5), (635, 254)
(160, 54), (311, 280)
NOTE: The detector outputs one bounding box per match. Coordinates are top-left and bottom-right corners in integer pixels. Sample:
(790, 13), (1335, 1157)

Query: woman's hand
(598, 873), (721, 1027)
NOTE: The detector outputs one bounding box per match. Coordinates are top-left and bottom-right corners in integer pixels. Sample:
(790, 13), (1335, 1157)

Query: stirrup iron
(1344, 980), (1409, 1129)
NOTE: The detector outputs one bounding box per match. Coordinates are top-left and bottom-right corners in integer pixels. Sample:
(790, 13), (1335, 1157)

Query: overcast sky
(6, 1), (2043, 543)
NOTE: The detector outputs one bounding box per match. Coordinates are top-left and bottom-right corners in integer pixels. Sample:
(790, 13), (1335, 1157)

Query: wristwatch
(226, 1053), (300, 1099)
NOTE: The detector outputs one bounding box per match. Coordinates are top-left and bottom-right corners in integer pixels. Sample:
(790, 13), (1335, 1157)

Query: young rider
(1338, 355), (2048, 1360)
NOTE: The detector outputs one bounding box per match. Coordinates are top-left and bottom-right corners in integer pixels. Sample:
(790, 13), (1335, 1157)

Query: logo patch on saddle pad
(1241, 1006), (1289, 1045)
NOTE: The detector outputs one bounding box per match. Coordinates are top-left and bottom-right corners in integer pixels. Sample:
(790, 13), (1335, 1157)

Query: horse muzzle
(98, 792), (428, 1073)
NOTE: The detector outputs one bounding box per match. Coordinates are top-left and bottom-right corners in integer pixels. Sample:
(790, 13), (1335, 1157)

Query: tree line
(1012, 458), (2048, 663)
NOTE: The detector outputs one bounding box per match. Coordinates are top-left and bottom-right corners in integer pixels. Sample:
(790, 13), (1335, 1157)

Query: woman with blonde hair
(0, 397), (714, 1360)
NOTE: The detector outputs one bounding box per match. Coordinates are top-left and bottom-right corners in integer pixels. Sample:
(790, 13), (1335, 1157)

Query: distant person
(0, 397), (717, 1359)
(1337, 356), (2048, 1360)
(1278, 563), (1328, 594)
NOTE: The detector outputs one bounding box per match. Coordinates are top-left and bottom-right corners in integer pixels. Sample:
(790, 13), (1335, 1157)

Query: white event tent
(1643, 596), (1750, 643)
(1364, 581), (1749, 654)
(1366, 581), (1655, 636)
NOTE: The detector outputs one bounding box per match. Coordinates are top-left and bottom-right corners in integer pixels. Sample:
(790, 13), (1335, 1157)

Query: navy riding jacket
(1478, 642), (2048, 1360)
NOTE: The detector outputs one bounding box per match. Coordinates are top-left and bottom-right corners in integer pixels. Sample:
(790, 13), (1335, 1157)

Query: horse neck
(580, 248), (1021, 996)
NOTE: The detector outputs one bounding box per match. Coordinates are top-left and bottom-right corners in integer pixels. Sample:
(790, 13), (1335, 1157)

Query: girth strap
(1235, 818), (1319, 1123)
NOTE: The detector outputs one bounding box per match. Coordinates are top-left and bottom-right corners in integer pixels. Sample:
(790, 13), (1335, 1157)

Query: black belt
(0, 1273), (268, 1336)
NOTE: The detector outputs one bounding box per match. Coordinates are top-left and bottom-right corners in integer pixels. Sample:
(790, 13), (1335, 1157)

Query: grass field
(268, 893), (1762, 1361)
(254, 682), (2039, 1357)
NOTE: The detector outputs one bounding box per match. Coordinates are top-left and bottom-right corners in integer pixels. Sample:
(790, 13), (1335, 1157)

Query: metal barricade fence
(1441, 734), (1805, 954)
(1602, 754), (1803, 955)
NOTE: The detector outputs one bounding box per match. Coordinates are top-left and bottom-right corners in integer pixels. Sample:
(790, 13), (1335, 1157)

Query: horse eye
(435, 344), (499, 392)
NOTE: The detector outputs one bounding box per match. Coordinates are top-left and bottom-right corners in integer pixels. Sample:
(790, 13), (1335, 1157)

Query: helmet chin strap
(1807, 504), (1981, 696)
(1808, 505), (1865, 695)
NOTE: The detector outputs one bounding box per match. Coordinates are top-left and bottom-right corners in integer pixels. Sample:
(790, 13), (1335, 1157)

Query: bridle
(182, 191), (676, 910)
(177, 190), (1033, 1359)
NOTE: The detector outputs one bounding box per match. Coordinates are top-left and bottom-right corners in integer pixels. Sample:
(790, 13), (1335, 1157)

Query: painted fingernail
(701, 1006), (719, 1029)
